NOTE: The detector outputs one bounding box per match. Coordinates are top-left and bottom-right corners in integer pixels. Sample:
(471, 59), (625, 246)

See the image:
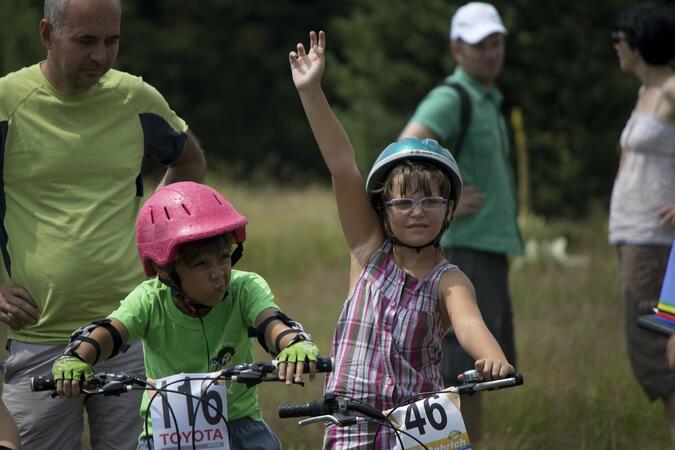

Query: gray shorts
(1, 339), (145, 450)
(439, 247), (517, 386)
(617, 243), (675, 400)
(137, 416), (281, 450)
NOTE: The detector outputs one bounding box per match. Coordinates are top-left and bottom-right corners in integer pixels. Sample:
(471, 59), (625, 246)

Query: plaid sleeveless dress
(323, 241), (457, 449)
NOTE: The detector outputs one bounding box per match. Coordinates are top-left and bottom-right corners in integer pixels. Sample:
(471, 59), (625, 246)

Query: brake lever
(298, 414), (357, 427)
(81, 372), (142, 397)
(99, 381), (133, 396)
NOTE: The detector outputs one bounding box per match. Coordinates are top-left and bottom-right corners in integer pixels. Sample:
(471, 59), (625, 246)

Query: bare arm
(656, 81), (675, 228)
(440, 270), (513, 380)
(399, 121), (439, 140)
(290, 31), (383, 265)
(158, 130), (206, 187)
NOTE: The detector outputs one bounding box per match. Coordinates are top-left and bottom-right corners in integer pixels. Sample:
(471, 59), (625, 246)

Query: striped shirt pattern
(323, 241), (456, 449)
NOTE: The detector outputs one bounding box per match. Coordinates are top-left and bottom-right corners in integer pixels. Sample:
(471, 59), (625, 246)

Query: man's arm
(159, 130), (206, 187)
(399, 121), (439, 140)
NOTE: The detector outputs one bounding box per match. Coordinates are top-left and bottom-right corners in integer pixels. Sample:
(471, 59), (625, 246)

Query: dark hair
(616, 3), (675, 65)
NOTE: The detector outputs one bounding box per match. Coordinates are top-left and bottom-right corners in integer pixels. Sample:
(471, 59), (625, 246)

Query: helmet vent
(163, 207), (171, 220)
(212, 193), (223, 206)
(150, 209), (155, 224)
(182, 204), (192, 216)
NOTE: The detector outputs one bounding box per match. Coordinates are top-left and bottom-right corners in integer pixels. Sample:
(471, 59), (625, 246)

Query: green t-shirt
(109, 271), (279, 437)
(0, 64), (188, 343)
(408, 67), (523, 255)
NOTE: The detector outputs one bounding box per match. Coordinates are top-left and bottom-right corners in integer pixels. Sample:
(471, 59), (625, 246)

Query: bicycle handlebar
(278, 371), (524, 423)
(31, 356), (333, 393)
(279, 397), (331, 419)
(454, 371), (524, 395)
(278, 394), (386, 420)
(30, 371), (144, 394)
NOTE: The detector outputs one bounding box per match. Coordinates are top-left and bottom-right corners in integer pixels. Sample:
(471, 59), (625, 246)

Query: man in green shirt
(400, 2), (522, 444)
(0, 0), (205, 448)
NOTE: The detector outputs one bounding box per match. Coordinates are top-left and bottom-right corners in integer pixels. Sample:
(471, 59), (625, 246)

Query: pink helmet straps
(136, 182), (247, 276)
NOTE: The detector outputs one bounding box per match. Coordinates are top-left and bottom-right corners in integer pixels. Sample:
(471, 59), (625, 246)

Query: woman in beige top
(610, 2), (675, 443)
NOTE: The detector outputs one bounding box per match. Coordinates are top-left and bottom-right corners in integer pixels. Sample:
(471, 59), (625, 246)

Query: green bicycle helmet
(366, 137), (463, 212)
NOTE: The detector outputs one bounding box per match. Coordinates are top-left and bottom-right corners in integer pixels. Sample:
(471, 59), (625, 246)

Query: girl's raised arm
(290, 31), (383, 262)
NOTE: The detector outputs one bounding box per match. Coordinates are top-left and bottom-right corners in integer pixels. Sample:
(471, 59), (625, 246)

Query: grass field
(1, 181), (672, 449)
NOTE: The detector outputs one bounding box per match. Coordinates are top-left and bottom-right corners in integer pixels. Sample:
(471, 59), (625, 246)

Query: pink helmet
(136, 182), (247, 276)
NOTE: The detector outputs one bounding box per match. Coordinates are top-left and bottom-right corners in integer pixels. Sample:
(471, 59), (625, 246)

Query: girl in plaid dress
(289, 30), (514, 449)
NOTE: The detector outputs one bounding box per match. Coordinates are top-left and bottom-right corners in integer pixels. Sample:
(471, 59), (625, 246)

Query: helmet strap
(231, 243), (244, 266)
(387, 235), (436, 252)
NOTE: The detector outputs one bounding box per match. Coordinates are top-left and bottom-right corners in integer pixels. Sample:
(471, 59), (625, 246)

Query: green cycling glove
(277, 340), (319, 364)
(52, 355), (94, 382)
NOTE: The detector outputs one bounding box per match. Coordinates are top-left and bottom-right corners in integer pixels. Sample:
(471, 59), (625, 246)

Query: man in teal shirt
(400, 2), (522, 444)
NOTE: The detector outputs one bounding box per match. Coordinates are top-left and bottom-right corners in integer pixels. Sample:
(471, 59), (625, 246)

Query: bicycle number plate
(390, 392), (471, 450)
(148, 372), (229, 450)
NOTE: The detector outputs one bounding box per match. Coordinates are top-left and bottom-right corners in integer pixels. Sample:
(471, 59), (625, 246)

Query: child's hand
(276, 340), (320, 385)
(472, 358), (514, 381)
(52, 354), (94, 397)
(289, 30), (326, 92)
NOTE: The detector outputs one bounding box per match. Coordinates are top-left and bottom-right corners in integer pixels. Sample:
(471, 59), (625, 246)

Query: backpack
(438, 81), (514, 161)
(438, 81), (471, 160)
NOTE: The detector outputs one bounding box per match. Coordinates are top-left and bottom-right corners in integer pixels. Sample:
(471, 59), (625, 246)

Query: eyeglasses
(385, 196), (448, 212)
(611, 31), (626, 45)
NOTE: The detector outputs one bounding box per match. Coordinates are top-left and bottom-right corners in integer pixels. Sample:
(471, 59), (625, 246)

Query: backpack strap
(438, 81), (471, 160)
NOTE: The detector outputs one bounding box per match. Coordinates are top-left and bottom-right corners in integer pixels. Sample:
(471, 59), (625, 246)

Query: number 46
(404, 394), (448, 435)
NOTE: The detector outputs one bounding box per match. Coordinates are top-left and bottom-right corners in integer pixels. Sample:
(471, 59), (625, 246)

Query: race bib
(390, 392), (471, 450)
(148, 372), (229, 450)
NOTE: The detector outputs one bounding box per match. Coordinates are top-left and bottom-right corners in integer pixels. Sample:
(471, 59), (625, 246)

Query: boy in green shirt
(50, 182), (321, 449)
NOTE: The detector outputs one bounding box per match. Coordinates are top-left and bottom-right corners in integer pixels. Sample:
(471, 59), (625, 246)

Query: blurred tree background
(1, 0), (670, 216)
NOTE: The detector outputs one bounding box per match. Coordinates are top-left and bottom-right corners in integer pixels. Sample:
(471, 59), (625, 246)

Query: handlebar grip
(308, 357), (332, 374)
(456, 372), (525, 394)
(30, 376), (56, 392)
(278, 398), (330, 418)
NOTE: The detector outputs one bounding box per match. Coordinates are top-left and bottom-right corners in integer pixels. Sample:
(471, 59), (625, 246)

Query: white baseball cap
(450, 2), (507, 44)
